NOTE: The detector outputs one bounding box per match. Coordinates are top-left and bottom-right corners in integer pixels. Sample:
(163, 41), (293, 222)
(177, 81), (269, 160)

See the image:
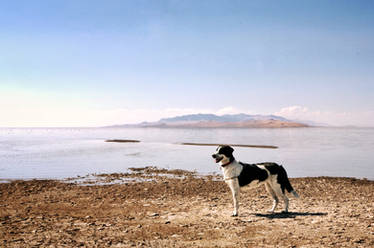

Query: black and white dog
(212, 145), (299, 216)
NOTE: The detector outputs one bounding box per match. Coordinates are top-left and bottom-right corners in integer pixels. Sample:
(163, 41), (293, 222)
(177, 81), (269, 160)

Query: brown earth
(1, 167), (373, 247)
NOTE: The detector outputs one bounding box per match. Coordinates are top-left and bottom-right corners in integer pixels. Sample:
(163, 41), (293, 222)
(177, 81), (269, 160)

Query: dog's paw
(267, 209), (275, 213)
(231, 212), (238, 217)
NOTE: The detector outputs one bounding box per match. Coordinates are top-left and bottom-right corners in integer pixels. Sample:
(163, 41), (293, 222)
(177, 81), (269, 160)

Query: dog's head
(212, 145), (235, 165)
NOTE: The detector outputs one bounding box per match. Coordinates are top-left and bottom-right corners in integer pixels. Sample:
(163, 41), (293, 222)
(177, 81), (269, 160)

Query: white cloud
(0, 91), (253, 127)
(275, 105), (374, 127)
(215, 106), (242, 115)
(1, 90), (373, 127)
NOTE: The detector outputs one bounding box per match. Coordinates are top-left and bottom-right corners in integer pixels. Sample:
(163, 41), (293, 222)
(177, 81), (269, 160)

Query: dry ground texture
(1, 167), (373, 247)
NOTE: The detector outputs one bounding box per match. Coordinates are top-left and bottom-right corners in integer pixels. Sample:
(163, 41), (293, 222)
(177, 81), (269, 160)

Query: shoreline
(1, 165), (372, 183)
(1, 167), (373, 247)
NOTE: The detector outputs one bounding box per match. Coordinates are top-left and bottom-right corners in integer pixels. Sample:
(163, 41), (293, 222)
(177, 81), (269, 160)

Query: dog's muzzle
(212, 154), (223, 163)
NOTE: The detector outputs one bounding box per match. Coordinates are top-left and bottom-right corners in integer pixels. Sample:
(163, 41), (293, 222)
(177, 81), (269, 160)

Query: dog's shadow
(253, 211), (327, 219)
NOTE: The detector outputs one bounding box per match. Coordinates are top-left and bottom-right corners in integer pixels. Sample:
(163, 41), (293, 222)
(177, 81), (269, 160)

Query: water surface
(0, 127), (373, 180)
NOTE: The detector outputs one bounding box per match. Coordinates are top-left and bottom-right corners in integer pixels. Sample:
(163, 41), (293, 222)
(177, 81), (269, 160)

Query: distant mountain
(106, 113), (309, 128)
(159, 114), (290, 123)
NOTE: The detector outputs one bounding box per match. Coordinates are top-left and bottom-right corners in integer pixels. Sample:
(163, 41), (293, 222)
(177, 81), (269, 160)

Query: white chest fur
(221, 160), (243, 180)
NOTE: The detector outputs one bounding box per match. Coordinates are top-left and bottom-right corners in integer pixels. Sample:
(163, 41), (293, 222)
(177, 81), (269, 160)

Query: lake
(0, 127), (373, 180)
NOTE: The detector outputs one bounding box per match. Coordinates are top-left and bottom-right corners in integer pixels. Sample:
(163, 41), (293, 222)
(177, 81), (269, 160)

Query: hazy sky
(1, 0), (373, 127)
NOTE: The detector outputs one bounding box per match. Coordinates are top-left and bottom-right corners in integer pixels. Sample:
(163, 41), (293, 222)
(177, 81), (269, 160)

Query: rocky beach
(1, 167), (373, 247)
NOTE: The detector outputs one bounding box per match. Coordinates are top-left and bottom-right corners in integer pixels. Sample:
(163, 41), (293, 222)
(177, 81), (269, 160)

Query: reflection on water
(0, 127), (373, 180)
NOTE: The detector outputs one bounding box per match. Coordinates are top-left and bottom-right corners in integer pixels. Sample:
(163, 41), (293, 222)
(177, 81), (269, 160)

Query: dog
(212, 145), (299, 216)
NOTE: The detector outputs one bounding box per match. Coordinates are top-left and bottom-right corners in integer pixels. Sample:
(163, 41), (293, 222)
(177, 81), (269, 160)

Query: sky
(1, 0), (373, 127)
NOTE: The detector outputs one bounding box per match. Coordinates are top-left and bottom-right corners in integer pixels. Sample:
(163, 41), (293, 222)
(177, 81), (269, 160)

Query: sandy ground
(1, 167), (373, 247)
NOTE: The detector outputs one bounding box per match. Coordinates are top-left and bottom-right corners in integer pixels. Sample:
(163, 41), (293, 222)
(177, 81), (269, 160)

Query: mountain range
(107, 113), (309, 128)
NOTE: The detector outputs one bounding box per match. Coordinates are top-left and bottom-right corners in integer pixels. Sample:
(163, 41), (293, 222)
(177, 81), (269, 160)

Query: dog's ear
(220, 145), (234, 156)
(227, 145), (234, 154)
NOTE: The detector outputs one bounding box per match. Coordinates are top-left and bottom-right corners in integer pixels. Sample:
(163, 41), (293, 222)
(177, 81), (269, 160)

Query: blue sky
(1, 0), (374, 127)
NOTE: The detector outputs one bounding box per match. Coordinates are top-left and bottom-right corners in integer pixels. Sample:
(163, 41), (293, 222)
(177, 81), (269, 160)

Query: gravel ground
(1, 167), (373, 247)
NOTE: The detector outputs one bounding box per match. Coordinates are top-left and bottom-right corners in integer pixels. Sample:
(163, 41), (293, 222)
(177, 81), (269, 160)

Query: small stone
(354, 239), (365, 244)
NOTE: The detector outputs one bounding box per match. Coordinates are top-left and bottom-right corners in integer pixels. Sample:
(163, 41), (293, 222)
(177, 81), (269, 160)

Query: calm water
(0, 127), (373, 180)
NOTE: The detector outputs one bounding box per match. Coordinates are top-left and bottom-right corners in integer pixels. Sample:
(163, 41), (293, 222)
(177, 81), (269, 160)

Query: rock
(354, 239), (365, 244)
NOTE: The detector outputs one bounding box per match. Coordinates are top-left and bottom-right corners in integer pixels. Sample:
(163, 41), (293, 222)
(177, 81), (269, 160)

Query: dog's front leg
(227, 179), (240, 216)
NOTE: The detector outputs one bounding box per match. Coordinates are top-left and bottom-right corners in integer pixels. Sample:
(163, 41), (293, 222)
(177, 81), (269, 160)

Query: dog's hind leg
(265, 182), (278, 213)
(272, 182), (289, 213)
(281, 194), (289, 213)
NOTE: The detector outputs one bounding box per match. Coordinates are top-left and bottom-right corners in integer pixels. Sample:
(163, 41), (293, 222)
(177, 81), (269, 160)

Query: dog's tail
(279, 165), (299, 198)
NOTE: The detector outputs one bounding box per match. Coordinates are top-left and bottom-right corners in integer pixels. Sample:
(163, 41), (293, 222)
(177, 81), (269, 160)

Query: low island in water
(105, 113), (309, 128)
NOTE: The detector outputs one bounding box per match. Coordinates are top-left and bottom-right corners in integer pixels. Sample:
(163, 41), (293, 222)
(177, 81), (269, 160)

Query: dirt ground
(1, 167), (373, 247)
